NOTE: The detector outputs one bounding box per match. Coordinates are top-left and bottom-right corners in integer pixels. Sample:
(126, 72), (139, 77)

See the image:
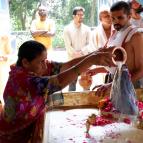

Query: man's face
(111, 9), (131, 31)
(38, 7), (47, 17)
(100, 11), (112, 25)
(73, 10), (84, 23)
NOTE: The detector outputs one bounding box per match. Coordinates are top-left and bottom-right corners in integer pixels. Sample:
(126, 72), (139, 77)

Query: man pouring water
(95, 1), (143, 97)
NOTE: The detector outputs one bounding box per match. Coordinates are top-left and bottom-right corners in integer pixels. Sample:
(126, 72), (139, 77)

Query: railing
(11, 29), (65, 51)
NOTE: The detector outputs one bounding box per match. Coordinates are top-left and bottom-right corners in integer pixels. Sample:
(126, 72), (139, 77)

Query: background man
(92, 7), (113, 49)
(91, 7), (113, 85)
(63, 6), (92, 91)
(30, 5), (56, 51)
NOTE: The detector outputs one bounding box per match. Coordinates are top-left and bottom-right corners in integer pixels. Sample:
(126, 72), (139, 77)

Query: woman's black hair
(16, 40), (46, 66)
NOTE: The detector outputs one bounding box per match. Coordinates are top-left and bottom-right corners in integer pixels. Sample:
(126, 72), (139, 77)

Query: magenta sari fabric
(0, 61), (62, 143)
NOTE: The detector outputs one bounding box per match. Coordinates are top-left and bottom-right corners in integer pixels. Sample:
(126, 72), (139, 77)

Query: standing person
(92, 7), (113, 49)
(63, 6), (92, 91)
(30, 5), (56, 51)
(90, 7), (113, 85)
(128, 0), (143, 27)
(93, 1), (143, 96)
(0, 40), (114, 143)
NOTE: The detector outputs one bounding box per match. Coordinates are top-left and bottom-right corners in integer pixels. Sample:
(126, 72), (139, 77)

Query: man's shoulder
(46, 18), (55, 24)
(127, 30), (143, 47)
(82, 23), (90, 29)
(131, 30), (143, 39)
(64, 23), (73, 31)
(125, 26), (143, 42)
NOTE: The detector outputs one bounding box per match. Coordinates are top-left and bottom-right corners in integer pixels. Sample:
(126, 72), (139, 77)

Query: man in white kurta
(63, 6), (92, 91)
(92, 8), (113, 49)
(91, 8), (113, 85)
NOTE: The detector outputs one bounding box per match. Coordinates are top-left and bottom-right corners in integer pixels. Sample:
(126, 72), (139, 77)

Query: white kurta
(130, 17), (143, 28)
(92, 24), (114, 50)
(63, 21), (92, 60)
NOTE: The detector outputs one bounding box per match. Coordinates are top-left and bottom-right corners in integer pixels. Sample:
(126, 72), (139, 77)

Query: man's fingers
(95, 84), (110, 97)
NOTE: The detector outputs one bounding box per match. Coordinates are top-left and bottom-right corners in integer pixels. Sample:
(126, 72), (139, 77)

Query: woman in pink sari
(0, 40), (114, 143)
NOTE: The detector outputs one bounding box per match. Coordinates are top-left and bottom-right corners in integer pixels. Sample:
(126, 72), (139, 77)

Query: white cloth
(92, 24), (108, 49)
(106, 25), (139, 74)
(92, 24), (114, 50)
(130, 17), (143, 28)
(63, 21), (92, 60)
(107, 25), (138, 47)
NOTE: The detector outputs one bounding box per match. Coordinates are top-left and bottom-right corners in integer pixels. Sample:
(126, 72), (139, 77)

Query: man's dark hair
(16, 40), (46, 66)
(110, 1), (131, 15)
(72, 6), (85, 15)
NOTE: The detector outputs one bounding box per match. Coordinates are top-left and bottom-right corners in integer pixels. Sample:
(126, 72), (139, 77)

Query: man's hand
(92, 83), (112, 97)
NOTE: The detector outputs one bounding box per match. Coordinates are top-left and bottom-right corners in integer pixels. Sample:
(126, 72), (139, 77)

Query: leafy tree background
(9, 0), (98, 49)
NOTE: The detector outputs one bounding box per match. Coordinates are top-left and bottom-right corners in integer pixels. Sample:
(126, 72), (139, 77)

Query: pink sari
(0, 61), (62, 143)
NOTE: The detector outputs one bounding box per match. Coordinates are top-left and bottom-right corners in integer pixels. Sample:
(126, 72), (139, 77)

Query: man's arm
(30, 19), (55, 37)
(41, 19), (56, 37)
(130, 32), (143, 82)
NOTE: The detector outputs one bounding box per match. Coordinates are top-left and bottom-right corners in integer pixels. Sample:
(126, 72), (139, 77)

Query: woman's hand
(92, 83), (112, 97)
(91, 51), (115, 67)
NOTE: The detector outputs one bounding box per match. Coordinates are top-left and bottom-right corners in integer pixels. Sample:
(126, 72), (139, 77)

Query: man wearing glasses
(63, 6), (92, 91)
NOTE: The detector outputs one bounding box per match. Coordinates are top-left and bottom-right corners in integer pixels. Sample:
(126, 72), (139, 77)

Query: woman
(0, 40), (114, 143)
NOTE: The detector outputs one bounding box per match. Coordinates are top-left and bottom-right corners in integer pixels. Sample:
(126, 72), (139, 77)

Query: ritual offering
(111, 47), (138, 115)
(86, 47), (139, 135)
(79, 72), (92, 90)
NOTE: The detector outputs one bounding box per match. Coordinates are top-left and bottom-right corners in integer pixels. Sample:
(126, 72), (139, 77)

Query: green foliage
(9, 0), (98, 49)
(52, 25), (65, 49)
(9, 0), (39, 30)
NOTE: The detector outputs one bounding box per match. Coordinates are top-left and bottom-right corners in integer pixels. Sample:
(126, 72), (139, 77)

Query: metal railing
(11, 29), (65, 50)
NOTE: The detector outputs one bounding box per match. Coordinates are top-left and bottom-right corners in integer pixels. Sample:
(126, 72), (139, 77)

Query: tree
(90, 0), (97, 27)
(62, 0), (97, 26)
(9, 0), (98, 49)
(9, 0), (39, 30)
